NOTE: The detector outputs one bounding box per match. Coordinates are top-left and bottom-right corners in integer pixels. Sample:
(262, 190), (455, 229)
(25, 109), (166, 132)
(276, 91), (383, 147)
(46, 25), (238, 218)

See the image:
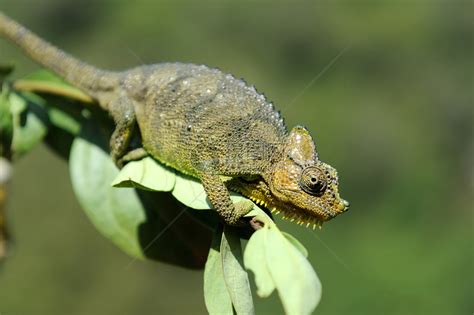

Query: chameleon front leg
(109, 96), (138, 167)
(201, 174), (254, 226)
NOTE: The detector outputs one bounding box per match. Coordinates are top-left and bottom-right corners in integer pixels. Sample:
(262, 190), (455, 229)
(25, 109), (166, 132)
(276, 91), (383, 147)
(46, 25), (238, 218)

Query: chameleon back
(126, 63), (288, 178)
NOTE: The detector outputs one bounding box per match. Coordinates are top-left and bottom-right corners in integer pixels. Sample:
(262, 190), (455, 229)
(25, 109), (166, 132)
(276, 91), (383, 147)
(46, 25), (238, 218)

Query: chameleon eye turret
(299, 166), (327, 196)
(244, 126), (350, 228)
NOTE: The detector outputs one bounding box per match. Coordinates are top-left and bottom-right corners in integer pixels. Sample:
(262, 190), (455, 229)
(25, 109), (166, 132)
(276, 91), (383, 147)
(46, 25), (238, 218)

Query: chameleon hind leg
(109, 96), (138, 167)
(201, 174), (254, 226)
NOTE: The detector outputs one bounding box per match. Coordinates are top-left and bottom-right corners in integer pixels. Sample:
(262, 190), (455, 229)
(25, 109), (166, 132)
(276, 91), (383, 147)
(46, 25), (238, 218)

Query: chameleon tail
(0, 11), (118, 101)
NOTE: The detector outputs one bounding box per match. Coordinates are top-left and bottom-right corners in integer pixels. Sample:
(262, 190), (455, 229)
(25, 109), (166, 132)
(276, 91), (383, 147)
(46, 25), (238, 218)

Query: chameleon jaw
(228, 180), (330, 230)
(247, 195), (325, 230)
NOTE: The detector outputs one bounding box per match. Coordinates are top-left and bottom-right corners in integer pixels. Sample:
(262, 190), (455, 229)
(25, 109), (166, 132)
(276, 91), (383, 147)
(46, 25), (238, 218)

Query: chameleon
(0, 12), (349, 229)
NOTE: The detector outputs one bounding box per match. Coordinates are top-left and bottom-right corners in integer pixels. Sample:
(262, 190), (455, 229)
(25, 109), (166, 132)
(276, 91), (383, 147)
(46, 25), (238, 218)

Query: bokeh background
(0, 1), (472, 314)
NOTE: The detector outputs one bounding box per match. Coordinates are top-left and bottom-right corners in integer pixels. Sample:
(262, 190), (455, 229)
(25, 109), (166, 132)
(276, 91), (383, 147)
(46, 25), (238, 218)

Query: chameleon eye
(299, 166), (327, 196)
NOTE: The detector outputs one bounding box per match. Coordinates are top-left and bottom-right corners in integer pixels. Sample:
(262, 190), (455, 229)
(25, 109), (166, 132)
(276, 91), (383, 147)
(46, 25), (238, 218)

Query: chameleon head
(265, 126), (349, 226)
(234, 126), (349, 228)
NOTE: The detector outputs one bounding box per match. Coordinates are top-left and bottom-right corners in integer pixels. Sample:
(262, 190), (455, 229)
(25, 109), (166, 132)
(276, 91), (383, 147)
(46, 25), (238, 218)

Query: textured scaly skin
(0, 12), (349, 227)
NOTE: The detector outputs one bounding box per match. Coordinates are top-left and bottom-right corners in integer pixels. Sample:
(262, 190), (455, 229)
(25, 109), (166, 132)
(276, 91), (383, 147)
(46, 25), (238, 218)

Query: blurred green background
(0, 0), (472, 314)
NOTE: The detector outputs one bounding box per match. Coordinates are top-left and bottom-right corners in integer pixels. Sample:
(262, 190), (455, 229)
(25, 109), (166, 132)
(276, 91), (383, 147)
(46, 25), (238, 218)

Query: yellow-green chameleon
(0, 12), (349, 229)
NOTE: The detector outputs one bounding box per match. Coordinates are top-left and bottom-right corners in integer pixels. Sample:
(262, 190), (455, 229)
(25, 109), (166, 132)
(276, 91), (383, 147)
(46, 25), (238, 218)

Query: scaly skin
(0, 12), (349, 227)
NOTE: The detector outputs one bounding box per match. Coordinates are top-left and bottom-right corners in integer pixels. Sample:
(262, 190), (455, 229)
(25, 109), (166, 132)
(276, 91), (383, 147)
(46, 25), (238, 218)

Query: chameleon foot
(231, 199), (255, 226)
(249, 216), (265, 230)
(117, 148), (148, 166)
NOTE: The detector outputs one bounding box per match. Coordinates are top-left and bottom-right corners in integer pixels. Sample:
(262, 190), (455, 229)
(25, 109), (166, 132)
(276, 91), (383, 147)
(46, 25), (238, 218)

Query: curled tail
(0, 11), (118, 98)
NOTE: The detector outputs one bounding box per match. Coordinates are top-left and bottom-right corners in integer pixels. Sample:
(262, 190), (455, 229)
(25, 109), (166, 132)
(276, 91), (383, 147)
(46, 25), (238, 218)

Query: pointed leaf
(17, 70), (92, 103)
(265, 228), (321, 315)
(47, 105), (81, 135)
(112, 156), (176, 191)
(221, 226), (255, 315)
(282, 231), (309, 258)
(204, 226), (233, 315)
(171, 174), (212, 209)
(10, 92), (48, 158)
(243, 228), (276, 297)
(70, 120), (146, 259)
(244, 206), (321, 314)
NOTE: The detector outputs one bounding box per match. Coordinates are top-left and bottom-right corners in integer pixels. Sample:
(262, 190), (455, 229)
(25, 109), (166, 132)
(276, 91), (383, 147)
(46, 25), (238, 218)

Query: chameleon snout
(338, 199), (350, 212)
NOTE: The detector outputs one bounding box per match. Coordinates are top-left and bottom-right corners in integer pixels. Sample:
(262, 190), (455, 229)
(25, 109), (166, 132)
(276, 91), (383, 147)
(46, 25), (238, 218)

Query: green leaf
(205, 225), (255, 315)
(10, 92), (49, 158)
(265, 227), (321, 315)
(47, 104), (81, 135)
(2, 76), (82, 159)
(243, 228), (276, 297)
(244, 206), (321, 315)
(170, 172), (251, 210)
(109, 150), (249, 212)
(9, 91), (26, 114)
(171, 173), (212, 209)
(112, 156), (176, 191)
(69, 119), (146, 259)
(204, 225), (233, 315)
(282, 231), (309, 258)
(22, 86), (84, 137)
(18, 70), (92, 103)
(21, 69), (66, 83)
(221, 226), (255, 315)
(29, 90), (83, 159)
(14, 70), (86, 137)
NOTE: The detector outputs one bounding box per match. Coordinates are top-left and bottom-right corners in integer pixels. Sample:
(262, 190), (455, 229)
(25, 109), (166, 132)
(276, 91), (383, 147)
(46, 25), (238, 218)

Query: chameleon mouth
(246, 195), (326, 229)
(227, 177), (335, 229)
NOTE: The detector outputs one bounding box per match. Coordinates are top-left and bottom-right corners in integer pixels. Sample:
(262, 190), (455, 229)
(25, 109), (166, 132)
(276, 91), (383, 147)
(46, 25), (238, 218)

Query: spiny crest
(276, 210), (323, 230)
(249, 196), (323, 230)
(248, 196), (268, 208)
